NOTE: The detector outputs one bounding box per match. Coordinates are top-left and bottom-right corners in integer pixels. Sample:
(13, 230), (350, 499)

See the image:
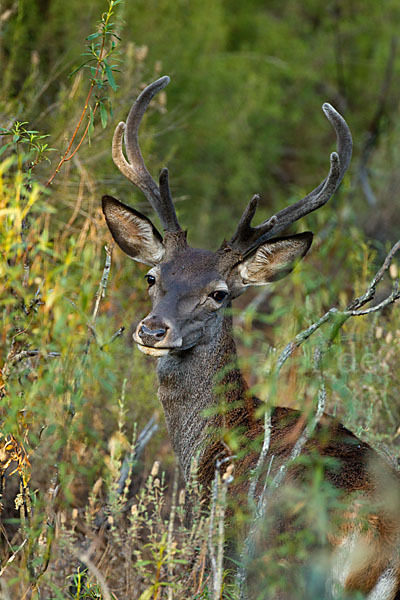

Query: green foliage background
(0, 0), (399, 597)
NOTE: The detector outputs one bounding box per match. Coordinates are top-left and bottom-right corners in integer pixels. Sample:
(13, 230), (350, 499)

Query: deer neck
(156, 312), (249, 481)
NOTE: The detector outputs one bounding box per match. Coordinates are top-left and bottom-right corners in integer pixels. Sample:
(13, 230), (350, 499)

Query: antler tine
(229, 194), (278, 249)
(229, 103), (352, 257)
(112, 76), (181, 233)
(159, 167), (174, 209)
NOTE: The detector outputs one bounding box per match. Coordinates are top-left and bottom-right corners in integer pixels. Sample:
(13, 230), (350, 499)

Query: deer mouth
(136, 343), (170, 357)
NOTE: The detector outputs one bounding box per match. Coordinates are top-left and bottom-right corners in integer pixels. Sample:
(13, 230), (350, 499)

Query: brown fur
(103, 80), (399, 597)
(103, 200), (400, 599)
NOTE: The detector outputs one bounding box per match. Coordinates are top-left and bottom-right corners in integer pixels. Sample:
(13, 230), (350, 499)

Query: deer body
(102, 77), (400, 598)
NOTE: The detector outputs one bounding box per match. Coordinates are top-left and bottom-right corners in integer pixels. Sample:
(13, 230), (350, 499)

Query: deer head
(102, 77), (352, 358)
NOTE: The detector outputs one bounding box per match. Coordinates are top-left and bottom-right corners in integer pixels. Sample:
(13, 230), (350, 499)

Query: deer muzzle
(134, 316), (182, 356)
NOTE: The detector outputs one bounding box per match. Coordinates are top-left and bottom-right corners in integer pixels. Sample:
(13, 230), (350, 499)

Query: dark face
(133, 247), (231, 356)
(102, 195), (313, 358)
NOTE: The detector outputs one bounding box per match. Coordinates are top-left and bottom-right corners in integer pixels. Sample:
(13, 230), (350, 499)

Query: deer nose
(138, 322), (168, 346)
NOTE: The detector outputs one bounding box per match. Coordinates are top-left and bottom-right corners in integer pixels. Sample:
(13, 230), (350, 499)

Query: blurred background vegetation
(0, 0), (399, 597)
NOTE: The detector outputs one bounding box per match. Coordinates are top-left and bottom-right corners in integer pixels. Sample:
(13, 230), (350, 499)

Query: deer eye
(209, 290), (228, 303)
(145, 274), (156, 287)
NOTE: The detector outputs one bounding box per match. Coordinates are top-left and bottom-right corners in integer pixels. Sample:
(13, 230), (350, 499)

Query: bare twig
(247, 411), (272, 508)
(1, 344), (60, 394)
(79, 551), (112, 600)
(100, 326), (125, 350)
(8, 350), (60, 366)
(346, 239), (400, 310)
(208, 458), (234, 600)
(208, 473), (218, 584)
(345, 282), (399, 316)
(276, 240), (400, 372)
(236, 411), (272, 600)
(276, 308), (338, 373)
(167, 467), (179, 600)
(83, 242), (114, 357)
(92, 243), (114, 320)
(116, 416), (159, 497)
(0, 538), (28, 578)
(237, 287), (273, 326)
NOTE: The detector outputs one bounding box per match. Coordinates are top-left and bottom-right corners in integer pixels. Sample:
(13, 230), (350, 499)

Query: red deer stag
(102, 77), (400, 599)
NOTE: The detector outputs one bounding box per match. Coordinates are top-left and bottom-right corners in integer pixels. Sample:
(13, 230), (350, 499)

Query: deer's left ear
(229, 232), (313, 297)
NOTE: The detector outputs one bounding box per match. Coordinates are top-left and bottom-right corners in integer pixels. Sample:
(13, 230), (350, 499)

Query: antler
(229, 103), (352, 257)
(112, 76), (182, 233)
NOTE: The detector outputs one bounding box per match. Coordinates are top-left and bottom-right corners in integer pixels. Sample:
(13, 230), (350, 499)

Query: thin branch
(236, 412), (272, 600)
(247, 412), (272, 508)
(345, 282), (399, 316)
(233, 243), (399, 597)
(167, 468), (179, 600)
(92, 242), (114, 322)
(0, 538), (27, 578)
(208, 471), (219, 584)
(84, 242), (114, 356)
(37, 243), (116, 586)
(79, 551), (112, 600)
(276, 239), (400, 372)
(64, 103), (99, 163)
(237, 288), (273, 326)
(100, 326), (125, 350)
(45, 41), (106, 187)
(8, 350), (60, 367)
(276, 307), (338, 373)
(347, 239), (400, 310)
(116, 416), (159, 497)
(208, 458), (234, 600)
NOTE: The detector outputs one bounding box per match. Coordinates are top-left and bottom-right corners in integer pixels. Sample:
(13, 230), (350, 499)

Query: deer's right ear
(102, 195), (165, 266)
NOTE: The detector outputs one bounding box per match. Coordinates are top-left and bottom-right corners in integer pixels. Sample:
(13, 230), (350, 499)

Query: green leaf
(104, 61), (117, 91)
(45, 424), (57, 437)
(69, 60), (92, 77)
(135, 560), (153, 567)
(99, 102), (108, 129)
(0, 143), (11, 157)
(138, 588), (154, 600)
(86, 32), (100, 41)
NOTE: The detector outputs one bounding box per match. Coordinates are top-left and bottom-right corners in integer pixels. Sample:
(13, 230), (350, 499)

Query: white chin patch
(137, 344), (170, 357)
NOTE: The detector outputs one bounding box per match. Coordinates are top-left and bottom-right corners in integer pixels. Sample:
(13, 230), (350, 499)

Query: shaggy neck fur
(156, 312), (250, 483)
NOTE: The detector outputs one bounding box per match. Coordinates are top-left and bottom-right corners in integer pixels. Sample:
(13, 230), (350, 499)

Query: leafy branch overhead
(46, 0), (123, 187)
